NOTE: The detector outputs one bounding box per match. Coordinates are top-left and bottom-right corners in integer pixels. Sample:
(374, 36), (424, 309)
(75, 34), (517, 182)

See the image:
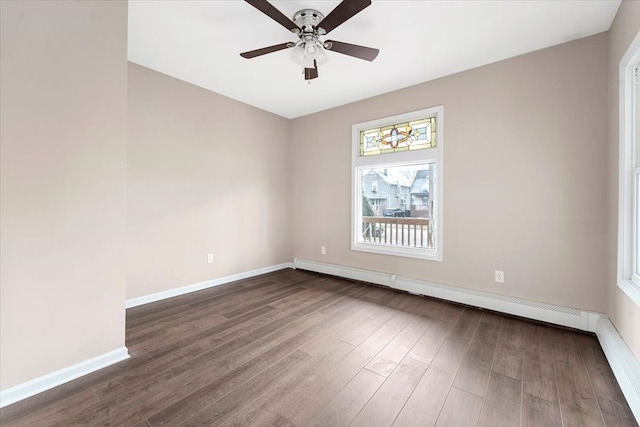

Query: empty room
(1, 0), (640, 426)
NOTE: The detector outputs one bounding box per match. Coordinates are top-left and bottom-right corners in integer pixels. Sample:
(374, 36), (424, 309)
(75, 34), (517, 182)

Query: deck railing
(362, 216), (433, 249)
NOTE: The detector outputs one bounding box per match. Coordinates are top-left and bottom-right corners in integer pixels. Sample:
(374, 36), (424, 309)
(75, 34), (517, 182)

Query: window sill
(617, 278), (640, 307)
(352, 242), (442, 261)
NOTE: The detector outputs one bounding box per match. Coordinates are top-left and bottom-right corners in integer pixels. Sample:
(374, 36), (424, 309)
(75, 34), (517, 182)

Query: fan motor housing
(293, 9), (325, 33)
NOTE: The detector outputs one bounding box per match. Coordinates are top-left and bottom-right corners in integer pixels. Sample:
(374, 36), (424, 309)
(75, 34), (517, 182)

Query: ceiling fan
(240, 0), (379, 81)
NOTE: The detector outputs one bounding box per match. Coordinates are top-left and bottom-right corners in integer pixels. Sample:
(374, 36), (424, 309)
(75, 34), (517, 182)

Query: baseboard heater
(293, 257), (640, 422)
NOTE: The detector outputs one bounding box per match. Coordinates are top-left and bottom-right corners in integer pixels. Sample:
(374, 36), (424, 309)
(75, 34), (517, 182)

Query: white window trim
(617, 30), (640, 307)
(351, 106), (444, 261)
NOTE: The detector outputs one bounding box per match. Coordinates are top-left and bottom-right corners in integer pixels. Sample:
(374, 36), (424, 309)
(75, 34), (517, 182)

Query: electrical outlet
(207, 253), (214, 264)
(495, 270), (504, 283)
(321, 246), (326, 255)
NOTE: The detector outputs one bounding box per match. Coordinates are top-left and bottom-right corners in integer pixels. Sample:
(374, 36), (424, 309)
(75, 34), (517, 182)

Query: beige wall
(291, 33), (609, 313)
(126, 64), (291, 299)
(607, 0), (640, 361)
(0, 1), (128, 390)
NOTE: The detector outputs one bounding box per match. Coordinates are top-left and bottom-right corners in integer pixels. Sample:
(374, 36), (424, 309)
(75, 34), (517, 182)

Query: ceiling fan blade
(304, 61), (318, 80)
(240, 42), (291, 59)
(245, 0), (300, 33)
(317, 0), (371, 34)
(326, 40), (379, 61)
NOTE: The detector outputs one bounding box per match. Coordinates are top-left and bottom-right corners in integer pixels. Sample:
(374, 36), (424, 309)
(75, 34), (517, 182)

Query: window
(352, 106), (443, 260)
(618, 32), (640, 306)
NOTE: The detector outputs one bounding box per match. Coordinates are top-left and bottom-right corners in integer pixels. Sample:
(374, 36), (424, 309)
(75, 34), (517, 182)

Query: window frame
(617, 31), (640, 307)
(351, 106), (444, 261)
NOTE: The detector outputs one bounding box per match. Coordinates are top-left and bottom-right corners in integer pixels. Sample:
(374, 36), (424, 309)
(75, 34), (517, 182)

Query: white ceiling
(128, 0), (620, 119)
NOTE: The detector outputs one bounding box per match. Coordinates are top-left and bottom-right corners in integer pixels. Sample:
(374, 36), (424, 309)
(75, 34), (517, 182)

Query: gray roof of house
(365, 170), (410, 187)
(410, 169), (430, 195)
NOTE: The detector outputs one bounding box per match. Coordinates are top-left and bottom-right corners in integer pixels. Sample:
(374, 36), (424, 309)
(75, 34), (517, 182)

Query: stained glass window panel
(360, 117), (436, 156)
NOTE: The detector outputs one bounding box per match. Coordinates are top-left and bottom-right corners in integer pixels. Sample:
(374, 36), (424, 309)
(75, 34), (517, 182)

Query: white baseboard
(293, 258), (640, 424)
(0, 263), (294, 409)
(0, 346), (129, 408)
(293, 258), (600, 332)
(5, 261), (637, 422)
(125, 262), (294, 309)
(596, 318), (640, 421)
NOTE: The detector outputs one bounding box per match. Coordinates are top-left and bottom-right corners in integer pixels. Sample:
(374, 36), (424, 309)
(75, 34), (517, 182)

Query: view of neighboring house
(409, 167), (433, 218)
(362, 170), (410, 215)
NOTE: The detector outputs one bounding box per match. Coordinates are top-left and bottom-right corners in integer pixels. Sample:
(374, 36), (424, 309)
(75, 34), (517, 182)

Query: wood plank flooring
(1, 268), (637, 427)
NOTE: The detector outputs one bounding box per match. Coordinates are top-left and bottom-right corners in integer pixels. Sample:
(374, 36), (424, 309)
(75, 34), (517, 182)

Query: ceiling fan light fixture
(290, 43), (305, 65)
(293, 38), (329, 68)
(315, 43), (329, 66)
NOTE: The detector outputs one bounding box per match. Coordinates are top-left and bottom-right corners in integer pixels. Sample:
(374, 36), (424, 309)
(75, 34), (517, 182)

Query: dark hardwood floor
(1, 268), (637, 427)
